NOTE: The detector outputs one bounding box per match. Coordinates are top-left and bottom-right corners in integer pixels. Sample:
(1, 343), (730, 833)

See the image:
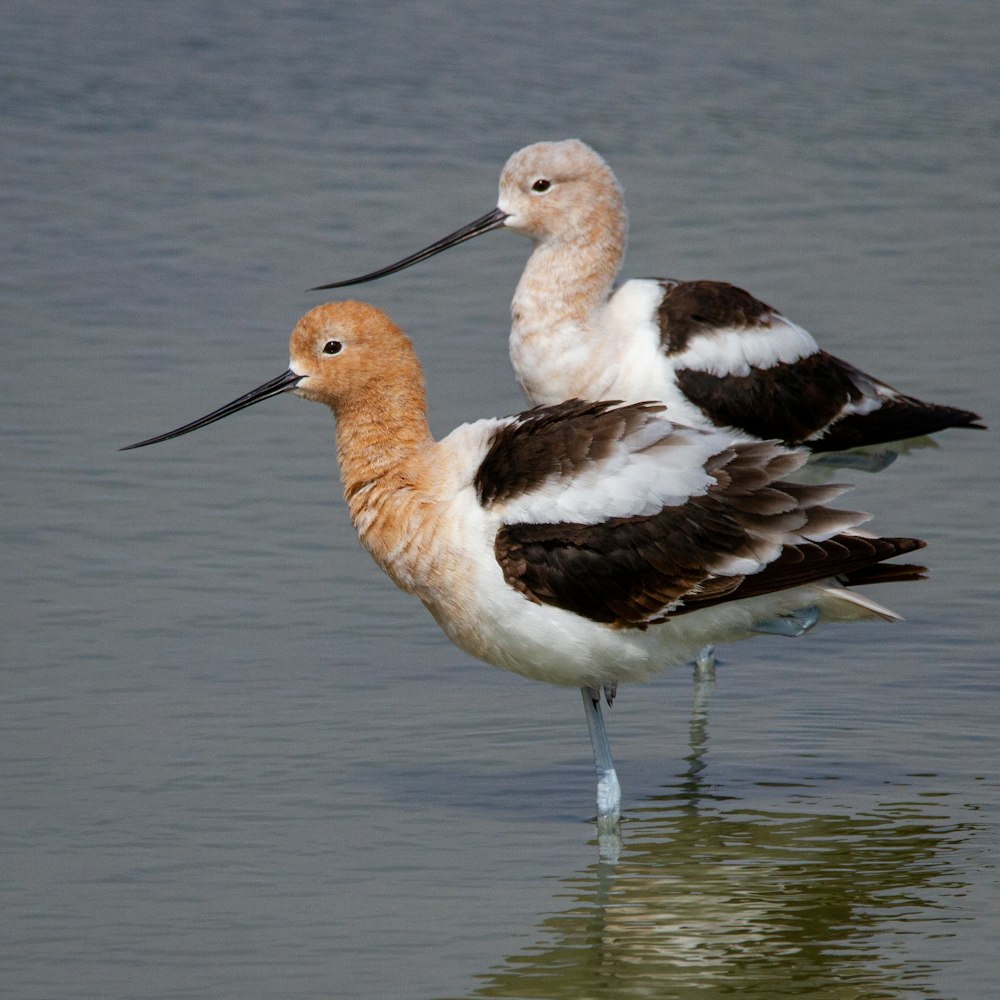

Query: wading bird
(315, 140), (982, 469)
(124, 301), (927, 831)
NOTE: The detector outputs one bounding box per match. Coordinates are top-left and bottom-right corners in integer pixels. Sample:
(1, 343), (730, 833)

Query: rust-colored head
(289, 301), (424, 415)
(121, 301), (426, 450)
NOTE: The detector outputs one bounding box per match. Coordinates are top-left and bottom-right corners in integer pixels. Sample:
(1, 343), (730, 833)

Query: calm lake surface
(3, 2), (997, 998)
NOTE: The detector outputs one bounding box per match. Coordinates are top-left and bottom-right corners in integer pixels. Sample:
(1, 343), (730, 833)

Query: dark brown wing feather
(677, 350), (984, 449)
(475, 398), (665, 507)
(655, 279), (776, 355)
(674, 536), (927, 616)
(494, 438), (925, 628)
(807, 371), (985, 452)
(655, 280), (984, 447)
(675, 354), (865, 444)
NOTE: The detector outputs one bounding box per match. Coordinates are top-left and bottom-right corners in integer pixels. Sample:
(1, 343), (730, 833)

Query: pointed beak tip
(310, 206), (509, 289)
(120, 369), (303, 453)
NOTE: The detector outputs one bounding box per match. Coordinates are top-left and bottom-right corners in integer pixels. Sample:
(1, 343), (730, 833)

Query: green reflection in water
(458, 689), (971, 1000)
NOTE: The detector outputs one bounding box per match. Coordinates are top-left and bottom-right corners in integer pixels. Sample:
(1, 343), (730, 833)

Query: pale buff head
(496, 140), (626, 246)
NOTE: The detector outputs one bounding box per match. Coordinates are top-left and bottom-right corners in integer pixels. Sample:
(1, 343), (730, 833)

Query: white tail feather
(818, 585), (902, 623)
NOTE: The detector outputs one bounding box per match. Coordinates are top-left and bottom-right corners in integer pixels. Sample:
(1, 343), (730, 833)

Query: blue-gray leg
(582, 687), (622, 859)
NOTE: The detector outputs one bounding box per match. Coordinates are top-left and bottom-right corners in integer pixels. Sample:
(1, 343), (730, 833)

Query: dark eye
(322, 340), (343, 355)
(531, 178), (551, 193)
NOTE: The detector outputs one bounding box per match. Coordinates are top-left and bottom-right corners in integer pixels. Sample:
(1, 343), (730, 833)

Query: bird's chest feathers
(348, 461), (484, 613)
(509, 315), (607, 404)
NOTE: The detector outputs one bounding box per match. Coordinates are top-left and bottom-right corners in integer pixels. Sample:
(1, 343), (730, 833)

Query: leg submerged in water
(582, 686), (621, 826)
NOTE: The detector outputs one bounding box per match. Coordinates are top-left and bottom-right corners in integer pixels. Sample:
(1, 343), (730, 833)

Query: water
(2, 2), (997, 997)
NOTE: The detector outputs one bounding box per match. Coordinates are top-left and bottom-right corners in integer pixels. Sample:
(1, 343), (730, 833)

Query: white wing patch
(494, 414), (733, 526)
(673, 313), (819, 376)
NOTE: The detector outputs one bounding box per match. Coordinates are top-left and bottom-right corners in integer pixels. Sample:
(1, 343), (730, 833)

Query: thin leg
(581, 687), (621, 827)
(693, 643), (717, 681)
(692, 647), (717, 710)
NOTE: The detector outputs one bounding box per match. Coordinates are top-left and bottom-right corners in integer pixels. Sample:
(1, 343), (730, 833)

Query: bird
(313, 139), (983, 468)
(123, 301), (927, 830)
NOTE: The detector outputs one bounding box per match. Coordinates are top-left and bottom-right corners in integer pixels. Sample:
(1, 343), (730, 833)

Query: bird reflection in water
(467, 688), (970, 999)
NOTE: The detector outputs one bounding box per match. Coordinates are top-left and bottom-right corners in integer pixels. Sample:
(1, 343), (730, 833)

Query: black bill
(311, 207), (509, 290)
(121, 369), (304, 451)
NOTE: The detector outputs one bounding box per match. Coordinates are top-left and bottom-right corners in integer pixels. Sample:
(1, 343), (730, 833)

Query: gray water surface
(3, 2), (997, 998)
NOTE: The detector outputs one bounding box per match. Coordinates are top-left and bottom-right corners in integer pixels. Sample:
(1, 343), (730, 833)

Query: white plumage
(123, 302), (927, 831)
(317, 140), (982, 461)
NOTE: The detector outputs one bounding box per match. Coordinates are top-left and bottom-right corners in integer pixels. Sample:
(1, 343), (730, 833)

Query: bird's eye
(322, 340), (343, 355)
(531, 178), (552, 193)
